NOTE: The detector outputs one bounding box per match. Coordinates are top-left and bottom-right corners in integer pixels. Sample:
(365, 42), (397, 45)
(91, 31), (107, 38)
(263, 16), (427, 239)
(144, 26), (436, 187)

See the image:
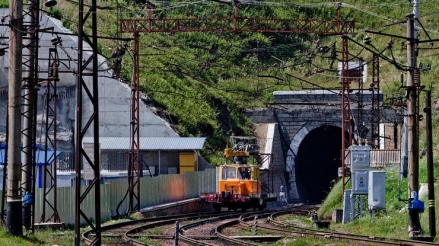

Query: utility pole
(7, 0), (23, 235)
(406, 13), (421, 239)
(425, 90), (436, 238)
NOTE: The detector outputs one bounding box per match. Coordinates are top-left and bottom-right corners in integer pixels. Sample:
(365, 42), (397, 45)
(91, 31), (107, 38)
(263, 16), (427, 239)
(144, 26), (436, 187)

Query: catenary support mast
(74, 0), (101, 244)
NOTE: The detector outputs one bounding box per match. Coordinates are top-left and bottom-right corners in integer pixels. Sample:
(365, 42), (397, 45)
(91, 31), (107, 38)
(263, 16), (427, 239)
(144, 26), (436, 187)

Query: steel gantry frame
(39, 47), (61, 224)
(20, 0), (40, 231)
(20, 0), (65, 230)
(119, 3), (354, 212)
(341, 35), (352, 196)
(129, 32), (141, 212)
(75, 0), (101, 244)
(1, 0), (100, 237)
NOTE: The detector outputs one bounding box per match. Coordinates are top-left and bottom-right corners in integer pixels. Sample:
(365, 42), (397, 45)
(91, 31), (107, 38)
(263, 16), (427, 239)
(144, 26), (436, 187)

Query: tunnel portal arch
(295, 125), (343, 203)
(286, 124), (346, 203)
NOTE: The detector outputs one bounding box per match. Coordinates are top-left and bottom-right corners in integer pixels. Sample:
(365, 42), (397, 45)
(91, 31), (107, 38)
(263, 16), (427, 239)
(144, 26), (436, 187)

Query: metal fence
(55, 152), (213, 173)
(32, 169), (216, 225)
(57, 152), (75, 172)
(56, 151), (132, 172)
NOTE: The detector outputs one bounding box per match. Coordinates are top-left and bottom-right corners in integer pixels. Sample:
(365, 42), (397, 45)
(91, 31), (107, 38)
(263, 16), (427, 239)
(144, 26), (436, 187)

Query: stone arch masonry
(247, 90), (401, 202)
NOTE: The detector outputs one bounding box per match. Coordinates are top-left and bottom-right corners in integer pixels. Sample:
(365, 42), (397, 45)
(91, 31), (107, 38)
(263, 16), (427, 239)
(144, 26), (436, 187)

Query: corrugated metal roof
(82, 137), (206, 150)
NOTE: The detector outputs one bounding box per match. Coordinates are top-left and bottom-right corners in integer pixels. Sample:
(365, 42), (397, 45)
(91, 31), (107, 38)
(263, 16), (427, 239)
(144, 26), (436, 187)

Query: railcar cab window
(238, 167), (251, 180)
(222, 167), (236, 179)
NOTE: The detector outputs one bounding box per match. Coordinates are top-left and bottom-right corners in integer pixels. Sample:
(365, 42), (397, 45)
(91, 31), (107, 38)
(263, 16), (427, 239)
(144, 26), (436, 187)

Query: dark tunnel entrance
(295, 125), (345, 203)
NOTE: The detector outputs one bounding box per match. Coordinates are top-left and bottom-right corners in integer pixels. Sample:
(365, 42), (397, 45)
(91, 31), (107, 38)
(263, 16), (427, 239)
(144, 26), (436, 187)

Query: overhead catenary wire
(15, 0), (437, 108)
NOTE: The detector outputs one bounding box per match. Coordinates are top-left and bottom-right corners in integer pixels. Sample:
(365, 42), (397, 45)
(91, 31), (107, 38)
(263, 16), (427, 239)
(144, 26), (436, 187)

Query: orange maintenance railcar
(201, 136), (276, 211)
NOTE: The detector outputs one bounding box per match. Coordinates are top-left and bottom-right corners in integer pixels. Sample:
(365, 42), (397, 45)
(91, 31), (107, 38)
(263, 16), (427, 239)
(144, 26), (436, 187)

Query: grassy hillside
(48, 0), (439, 165)
(1, 1), (439, 242)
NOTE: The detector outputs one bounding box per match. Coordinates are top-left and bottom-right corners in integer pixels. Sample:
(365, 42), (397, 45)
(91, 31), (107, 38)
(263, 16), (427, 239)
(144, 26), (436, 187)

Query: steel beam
(371, 54), (380, 149)
(341, 35), (352, 197)
(39, 48), (61, 224)
(21, 0), (39, 231)
(74, 0), (101, 244)
(128, 32), (141, 212)
(120, 18), (355, 34)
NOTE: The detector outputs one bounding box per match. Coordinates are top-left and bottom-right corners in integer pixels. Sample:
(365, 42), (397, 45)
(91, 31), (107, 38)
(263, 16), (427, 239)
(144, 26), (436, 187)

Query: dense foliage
(52, 0), (439, 164)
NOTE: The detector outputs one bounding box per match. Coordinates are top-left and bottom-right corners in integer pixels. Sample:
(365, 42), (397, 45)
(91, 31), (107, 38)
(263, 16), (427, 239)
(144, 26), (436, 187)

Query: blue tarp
(0, 146), (63, 188)
(0, 149), (61, 165)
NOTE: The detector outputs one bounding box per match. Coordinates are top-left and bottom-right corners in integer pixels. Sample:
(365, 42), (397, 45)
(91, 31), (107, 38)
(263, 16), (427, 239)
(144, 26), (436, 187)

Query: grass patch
(138, 236), (162, 245)
(0, 226), (76, 245)
(143, 227), (163, 235)
(280, 214), (314, 228)
(268, 237), (347, 246)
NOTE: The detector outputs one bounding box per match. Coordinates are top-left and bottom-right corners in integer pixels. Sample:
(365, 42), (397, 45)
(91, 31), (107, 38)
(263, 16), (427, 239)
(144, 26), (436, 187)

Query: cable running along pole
(425, 90), (435, 238)
(406, 13), (421, 239)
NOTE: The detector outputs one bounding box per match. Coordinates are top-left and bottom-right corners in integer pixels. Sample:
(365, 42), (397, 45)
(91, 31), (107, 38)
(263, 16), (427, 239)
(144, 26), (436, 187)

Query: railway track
(82, 204), (439, 245)
(239, 209), (439, 246)
(82, 212), (223, 245)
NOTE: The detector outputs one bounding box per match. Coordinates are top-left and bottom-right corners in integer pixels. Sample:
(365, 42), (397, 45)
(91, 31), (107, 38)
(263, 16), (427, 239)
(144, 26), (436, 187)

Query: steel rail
(123, 213), (224, 245)
(266, 210), (439, 246)
(215, 219), (260, 246)
(179, 213), (246, 245)
(81, 212), (219, 245)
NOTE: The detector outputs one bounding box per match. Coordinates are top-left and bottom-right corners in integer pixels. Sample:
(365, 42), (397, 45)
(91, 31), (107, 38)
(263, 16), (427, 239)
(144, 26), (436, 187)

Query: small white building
(0, 137), (211, 188)
(60, 137), (210, 186)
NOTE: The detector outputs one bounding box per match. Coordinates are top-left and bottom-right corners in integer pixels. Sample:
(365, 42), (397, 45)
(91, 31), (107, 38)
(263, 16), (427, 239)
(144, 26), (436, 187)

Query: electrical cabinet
(350, 145), (371, 170)
(368, 171), (386, 209)
(342, 189), (352, 224)
(352, 170), (369, 195)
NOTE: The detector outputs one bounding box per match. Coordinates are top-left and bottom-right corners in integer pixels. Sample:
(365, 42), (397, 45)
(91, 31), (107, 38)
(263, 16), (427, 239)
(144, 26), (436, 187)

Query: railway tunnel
(294, 125), (344, 203)
(247, 90), (400, 204)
